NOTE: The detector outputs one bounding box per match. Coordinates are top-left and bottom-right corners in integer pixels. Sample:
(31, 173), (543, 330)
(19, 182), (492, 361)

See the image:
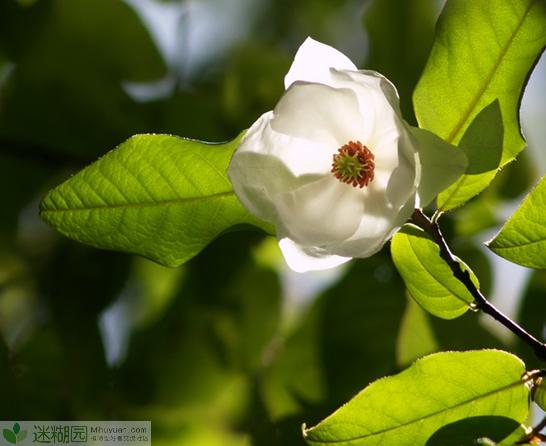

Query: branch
(410, 208), (546, 361)
(518, 415), (546, 444)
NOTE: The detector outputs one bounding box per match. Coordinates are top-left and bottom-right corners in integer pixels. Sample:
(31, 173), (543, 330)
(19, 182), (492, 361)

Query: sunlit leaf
(414, 0), (546, 165)
(304, 350), (530, 446)
(40, 133), (272, 267)
(487, 176), (546, 268)
(391, 225), (477, 319)
(437, 101), (504, 211)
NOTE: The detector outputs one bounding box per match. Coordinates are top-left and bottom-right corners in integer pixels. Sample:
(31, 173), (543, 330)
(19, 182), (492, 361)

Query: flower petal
(274, 176), (364, 246)
(279, 237), (351, 273)
(271, 82), (368, 148)
(228, 112), (325, 222)
(284, 37), (357, 89)
(410, 126), (468, 206)
(334, 195), (416, 258)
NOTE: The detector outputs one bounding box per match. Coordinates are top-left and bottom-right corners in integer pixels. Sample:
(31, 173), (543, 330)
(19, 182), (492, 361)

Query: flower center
(331, 141), (375, 188)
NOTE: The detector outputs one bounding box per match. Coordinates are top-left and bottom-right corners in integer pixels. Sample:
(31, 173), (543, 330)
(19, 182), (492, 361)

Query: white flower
(228, 38), (466, 273)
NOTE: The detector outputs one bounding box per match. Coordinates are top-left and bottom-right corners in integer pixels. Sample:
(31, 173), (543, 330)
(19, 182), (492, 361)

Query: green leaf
(303, 350), (530, 446)
(409, 127), (467, 206)
(391, 225), (477, 319)
(414, 0), (546, 164)
(40, 133), (273, 267)
(425, 416), (520, 446)
(496, 425), (532, 445)
(16, 430), (27, 443)
(487, 176), (546, 268)
(437, 101), (504, 211)
(3, 429), (16, 445)
(12, 423), (19, 435)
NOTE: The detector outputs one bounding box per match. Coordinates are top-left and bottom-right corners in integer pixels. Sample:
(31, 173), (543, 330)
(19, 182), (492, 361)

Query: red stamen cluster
(331, 141), (375, 188)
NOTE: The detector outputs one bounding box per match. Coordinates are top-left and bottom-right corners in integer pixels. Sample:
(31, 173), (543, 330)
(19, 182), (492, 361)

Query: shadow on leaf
(425, 416), (520, 446)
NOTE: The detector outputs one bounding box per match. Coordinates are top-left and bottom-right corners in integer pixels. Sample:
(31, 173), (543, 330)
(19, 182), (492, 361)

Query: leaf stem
(410, 208), (546, 361)
(519, 415), (546, 444)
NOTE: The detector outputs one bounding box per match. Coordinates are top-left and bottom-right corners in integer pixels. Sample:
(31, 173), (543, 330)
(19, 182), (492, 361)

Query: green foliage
(1, 0), (545, 445)
(414, 0), (546, 172)
(496, 426), (532, 446)
(0, 0), (166, 157)
(396, 298), (438, 367)
(363, 0), (436, 121)
(487, 176), (546, 268)
(391, 225), (477, 319)
(303, 350), (530, 446)
(40, 134), (272, 267)
(437, 101), (504, 211)
(260, 254), (407, 445)
(516, 271), (546, 368)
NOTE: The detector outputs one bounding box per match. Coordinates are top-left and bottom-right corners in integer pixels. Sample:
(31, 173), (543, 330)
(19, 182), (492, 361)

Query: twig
(410, 208), (546, 362)
(517, 415), (546, 444)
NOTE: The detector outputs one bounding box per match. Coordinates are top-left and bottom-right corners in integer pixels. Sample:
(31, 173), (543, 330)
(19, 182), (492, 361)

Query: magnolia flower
(228, 38), (466, 272)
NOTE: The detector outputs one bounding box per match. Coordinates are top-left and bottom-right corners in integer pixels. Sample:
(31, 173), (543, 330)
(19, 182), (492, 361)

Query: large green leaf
(391, 225), (477, 319)
(414, 0), (546, 164)
(487, 176), (546, 269)
(303, 350), (530, 446)
(40, 134), (272, 267)
(437, 101), (504, 211)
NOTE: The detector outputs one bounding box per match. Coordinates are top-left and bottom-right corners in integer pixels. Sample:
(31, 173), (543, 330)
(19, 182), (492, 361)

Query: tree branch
(410, 208), (546, 361)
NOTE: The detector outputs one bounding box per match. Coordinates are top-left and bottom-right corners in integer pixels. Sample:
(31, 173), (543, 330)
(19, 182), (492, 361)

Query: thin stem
(410, 208), (546, 362)
(518, 415), (546, 444)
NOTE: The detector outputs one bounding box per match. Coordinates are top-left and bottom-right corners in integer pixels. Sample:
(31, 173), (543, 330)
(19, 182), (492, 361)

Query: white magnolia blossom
(228, 37), (466, 272)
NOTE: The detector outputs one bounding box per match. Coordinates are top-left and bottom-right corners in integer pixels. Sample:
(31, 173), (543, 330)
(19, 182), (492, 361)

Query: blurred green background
(0, 0), (545, 444)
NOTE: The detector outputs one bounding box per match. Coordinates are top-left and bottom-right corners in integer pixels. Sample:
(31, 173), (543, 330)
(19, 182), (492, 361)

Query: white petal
(333, 193), (416, 258)
(410, 126), (468, 206)
(284, 37), (357, 89)
(279, 237), (351, 273)
(228, 112), (325, 222)
(383, 129), (419, 209)
(271, 82), (368, 148)
(273, 176), (364, 246)
(332, 69), (401, 114)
